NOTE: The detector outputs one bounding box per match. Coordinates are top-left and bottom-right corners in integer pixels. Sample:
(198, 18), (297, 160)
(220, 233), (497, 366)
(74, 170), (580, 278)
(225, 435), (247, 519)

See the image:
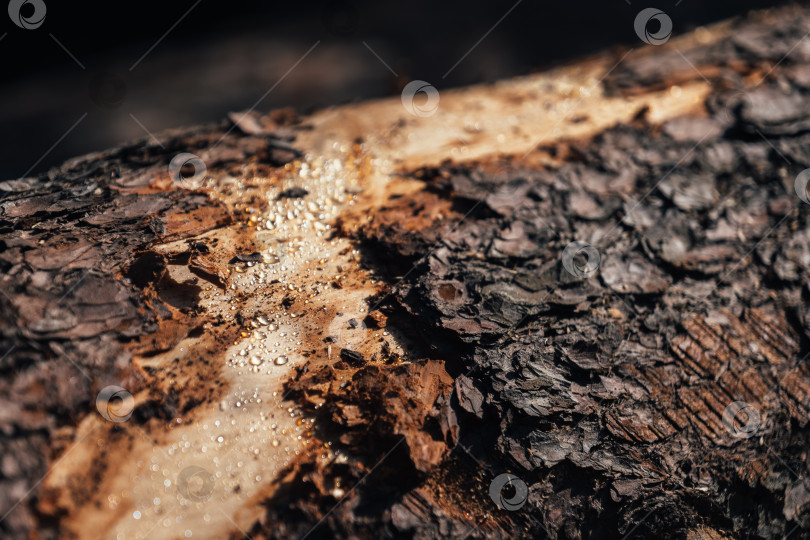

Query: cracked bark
(253, 7), (810, 539)
(3, 4), (810, 540)
(0, 120), (299, 539)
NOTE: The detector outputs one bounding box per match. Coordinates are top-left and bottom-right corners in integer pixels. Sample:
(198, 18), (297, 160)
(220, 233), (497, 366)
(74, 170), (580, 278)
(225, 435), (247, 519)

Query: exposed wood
(2, 4), (810, 540)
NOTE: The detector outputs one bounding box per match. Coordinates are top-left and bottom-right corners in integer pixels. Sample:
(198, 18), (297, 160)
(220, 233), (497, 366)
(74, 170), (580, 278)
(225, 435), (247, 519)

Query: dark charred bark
(5, 5), (810, 540)
(255, 6), (810, 540)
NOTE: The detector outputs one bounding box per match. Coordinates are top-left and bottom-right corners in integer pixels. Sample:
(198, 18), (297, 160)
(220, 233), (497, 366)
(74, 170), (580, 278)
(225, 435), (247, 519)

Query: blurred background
(0, 0), (789, 180)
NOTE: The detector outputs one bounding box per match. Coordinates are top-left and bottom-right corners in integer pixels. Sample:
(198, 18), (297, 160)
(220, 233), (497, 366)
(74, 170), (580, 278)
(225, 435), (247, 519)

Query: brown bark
(0, 120), (299, 539)
(252, 6), (810, 539)
(3, 4), (810, 540)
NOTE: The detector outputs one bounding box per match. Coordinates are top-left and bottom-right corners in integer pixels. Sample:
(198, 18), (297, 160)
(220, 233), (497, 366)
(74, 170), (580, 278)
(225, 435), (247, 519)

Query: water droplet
(274, 356), (289, 366)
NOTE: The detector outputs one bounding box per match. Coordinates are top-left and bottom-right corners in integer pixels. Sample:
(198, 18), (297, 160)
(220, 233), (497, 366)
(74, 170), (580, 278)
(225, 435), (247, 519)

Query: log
(2, 4), (810, 539)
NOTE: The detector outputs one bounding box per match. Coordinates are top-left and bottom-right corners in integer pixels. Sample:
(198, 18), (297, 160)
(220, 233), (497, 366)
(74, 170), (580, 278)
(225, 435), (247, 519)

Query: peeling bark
(251, 6), (810, 539)
(0, 123), (297, 539)
(4, 5), (810, 540)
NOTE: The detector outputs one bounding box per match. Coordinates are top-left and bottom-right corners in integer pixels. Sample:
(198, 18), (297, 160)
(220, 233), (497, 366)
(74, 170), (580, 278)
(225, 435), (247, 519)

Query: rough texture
(5, 5), (810, 540)
(0, 121), (297, 539)
(249, 6), (810, 539)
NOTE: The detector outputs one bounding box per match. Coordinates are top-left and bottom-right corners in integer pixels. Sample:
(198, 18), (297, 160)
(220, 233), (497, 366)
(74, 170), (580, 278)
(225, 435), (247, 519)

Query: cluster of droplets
(112, 149), (373, 539)
(202, 402), (313, 460)
(118, 390), (320, 531)
(226, 317), (298, 374)
(254, 157), (361, 238)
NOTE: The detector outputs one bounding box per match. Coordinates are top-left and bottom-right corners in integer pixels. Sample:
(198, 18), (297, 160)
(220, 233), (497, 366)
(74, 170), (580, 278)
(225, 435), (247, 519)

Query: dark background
(0, 0), (790, 180)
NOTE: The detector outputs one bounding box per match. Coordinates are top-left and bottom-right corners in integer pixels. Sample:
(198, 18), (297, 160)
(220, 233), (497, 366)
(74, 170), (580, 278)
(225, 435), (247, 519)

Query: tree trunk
(3, 4), (810, 539)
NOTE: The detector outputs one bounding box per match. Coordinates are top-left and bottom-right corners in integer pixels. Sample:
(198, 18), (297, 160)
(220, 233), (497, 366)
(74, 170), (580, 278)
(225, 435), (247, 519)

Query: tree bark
(3, 4), (810, 540)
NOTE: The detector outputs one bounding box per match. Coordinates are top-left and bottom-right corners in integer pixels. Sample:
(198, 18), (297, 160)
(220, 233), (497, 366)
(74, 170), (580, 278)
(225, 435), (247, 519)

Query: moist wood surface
(3, 4), (810, 540)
